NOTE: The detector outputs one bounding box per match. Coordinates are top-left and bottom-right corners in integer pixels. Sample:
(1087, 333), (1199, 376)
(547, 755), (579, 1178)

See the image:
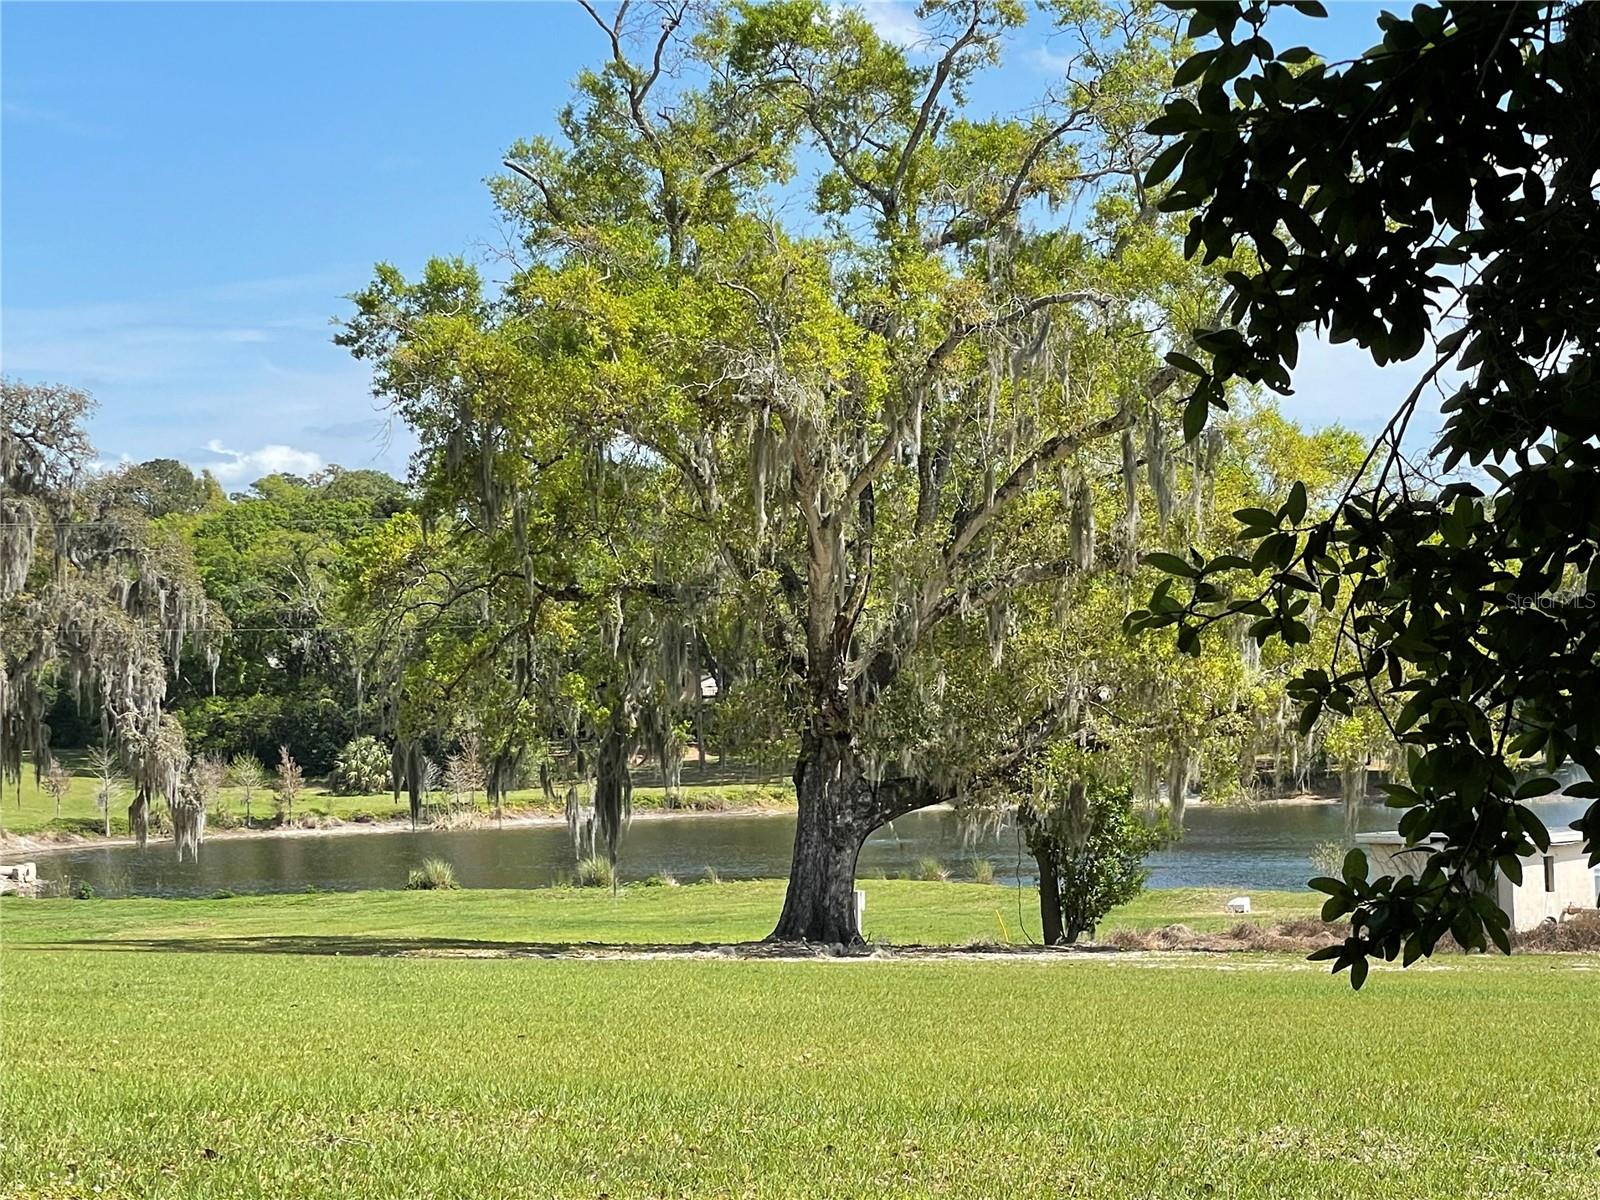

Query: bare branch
(887, 0), (987, 212)
(699, 145), (762, 188)
(922, 557), (1078, 627)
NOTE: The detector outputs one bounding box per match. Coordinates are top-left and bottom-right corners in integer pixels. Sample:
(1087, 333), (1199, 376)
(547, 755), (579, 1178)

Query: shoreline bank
(1, 799), (805, 857)
(1, 791), (1355, 860)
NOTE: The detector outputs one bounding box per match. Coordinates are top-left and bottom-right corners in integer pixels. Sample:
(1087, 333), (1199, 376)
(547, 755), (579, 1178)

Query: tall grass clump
(405, 858), (460, 890)
(918, 857), (950, 882)
(970, 858), (996, 885)
(575, 856), (615, 889)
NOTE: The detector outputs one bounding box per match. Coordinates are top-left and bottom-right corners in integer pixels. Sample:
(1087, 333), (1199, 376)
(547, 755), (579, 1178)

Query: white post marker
(854, 889), (867, 935)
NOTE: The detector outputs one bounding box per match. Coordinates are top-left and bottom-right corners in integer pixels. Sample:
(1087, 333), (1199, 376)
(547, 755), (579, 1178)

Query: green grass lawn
(0, 750), (792, 839)
(3, 884), (1597, 1198)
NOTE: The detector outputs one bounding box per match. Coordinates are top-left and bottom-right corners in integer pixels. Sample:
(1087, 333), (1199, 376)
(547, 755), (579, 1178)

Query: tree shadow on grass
(26, 935), (1108, 959)
(28, 935), (773, 958)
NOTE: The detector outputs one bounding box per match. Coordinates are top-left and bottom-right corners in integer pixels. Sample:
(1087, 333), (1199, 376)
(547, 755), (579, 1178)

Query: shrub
(970, 858), (996, 885)
(640, 872), (678, 887)
(575, 856), (615, 889)
(331, 736), (391, 796)
(1023, 779), (1166, 945)
(405, 858), (459, 890)
(209, 889), (236, 900)
(701, 866), (721, 885)
(275, 747), (303, 822)
(43, 757), (72, 819)
(74, 882), (97, 901)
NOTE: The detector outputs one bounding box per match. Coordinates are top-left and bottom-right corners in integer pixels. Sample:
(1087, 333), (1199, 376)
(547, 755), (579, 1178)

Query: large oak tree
(343, 0), (1235, 940)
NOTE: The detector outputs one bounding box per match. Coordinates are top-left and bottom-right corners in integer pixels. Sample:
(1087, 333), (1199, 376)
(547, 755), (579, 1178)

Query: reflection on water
(27, 798), (1591, 899)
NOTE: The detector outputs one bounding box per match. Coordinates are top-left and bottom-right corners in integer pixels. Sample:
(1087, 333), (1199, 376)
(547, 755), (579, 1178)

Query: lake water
(26, 797), (1592, 899)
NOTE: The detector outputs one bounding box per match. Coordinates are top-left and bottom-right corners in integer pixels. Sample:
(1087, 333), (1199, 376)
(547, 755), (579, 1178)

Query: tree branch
(930, 110), (1095, 249)
(502, 159), (566, 222)
(924, 290), (1111, 378)
(887, 0), (986, 213)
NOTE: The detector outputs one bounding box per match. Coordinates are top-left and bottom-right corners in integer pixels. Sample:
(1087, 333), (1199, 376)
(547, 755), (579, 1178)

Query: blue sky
(3, 1), (1398, 488)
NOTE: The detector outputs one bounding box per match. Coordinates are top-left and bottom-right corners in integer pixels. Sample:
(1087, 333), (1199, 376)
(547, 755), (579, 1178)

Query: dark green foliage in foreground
(1133, 1), (1600, 983)
(2, 887), (1596, 1198)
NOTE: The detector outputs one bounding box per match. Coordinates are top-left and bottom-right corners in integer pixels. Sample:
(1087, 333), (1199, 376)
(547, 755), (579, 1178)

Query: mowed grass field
(4, 883), (1599, 1198)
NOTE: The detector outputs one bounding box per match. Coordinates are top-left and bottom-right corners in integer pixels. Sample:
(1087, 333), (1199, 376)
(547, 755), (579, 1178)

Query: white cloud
(198, 440), (325, 484)
(844, 2), (926, 49)
(1, 267), (413, 480)
(2, 99), (104, 137)
(1028, 41), (1078, 74)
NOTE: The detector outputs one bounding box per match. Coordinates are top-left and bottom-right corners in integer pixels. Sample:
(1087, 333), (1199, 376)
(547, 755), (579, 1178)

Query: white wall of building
(1357, 832), (1597, 933)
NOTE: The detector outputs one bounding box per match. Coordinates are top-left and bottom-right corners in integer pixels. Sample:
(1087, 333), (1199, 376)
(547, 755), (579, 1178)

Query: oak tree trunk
(1035, 848), (1065, 945)
(770, 731), (872, 943)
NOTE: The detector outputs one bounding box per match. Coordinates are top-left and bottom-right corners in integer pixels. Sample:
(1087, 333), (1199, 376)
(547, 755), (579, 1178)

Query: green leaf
(1182, 392), (1209, 442)
(1297, 699), (1322, 736)
(1172, 50), (1214, 89)
(1498, 855), (1523, 887)
(1145, 140), (1189, 187)
(1513, 776), (1559, 800)
(1487, 920), (1511, 956)
(1284, 480), (1308, 525)
(1142, 552), (1198, 577)
(1206, 554), (1251, 571)
(1349, 956), (1369, 990)
(1341, 848), (1367, 884)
